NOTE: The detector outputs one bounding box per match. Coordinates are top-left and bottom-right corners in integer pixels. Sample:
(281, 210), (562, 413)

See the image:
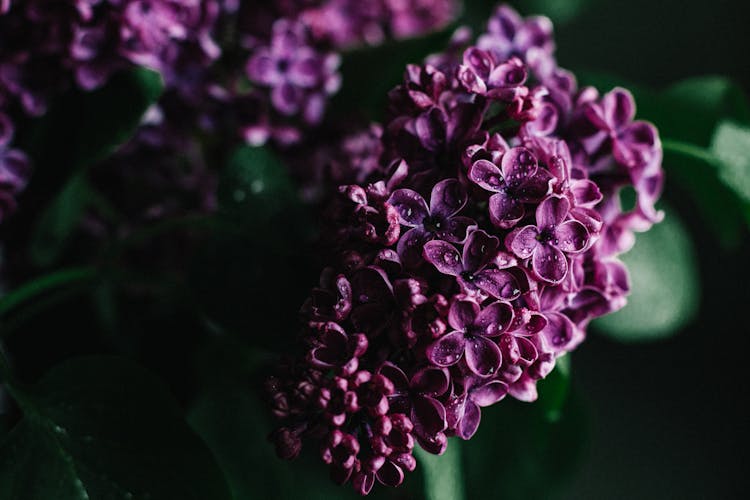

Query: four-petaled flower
(388, 178), (476, 268)
(582, 87), (659, 169)
(468, 146), (551, 229)
(246, 19), (341, 122)
(506, 195), (590, 283)
(426, 298), (513, 377)
(424, 229), (520, 300)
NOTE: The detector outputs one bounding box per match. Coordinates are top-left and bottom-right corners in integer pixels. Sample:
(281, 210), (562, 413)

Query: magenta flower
(388, 178), (476, 268)
(457, 48), (528, 101)
(506, 195), (590, 283)
(378, 363), (450, 454)
(468, 146), (552, 229)
(424, 229), (520, 300)
(477, 4), (554, 63)
(582, 87), (659, 169)
(450, 377), (509, 439)
(426, 299), (513, 377)
(246, 19), (340, 123)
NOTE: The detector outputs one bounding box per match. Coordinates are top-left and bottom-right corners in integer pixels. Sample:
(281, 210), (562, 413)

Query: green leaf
(519, 0), (592, 24)
(17, 68), (163, 216)
(0, 267), (98, 318)
(652, 77), (750, 146)
(25, 67), (164, 171)
(710, 121), (750, 212)
(0, 356), (231, 500)
(28, 175), (93, 268)
(594, 206), (700, 341)
(662, 140), (748, 248)
(415, 441), (465, 500)
(462, 387), (588, 500)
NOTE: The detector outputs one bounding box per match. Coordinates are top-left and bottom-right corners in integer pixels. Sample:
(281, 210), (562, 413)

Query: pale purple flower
(246, 19), (340, 123)
(477, 5), (554, 64)
(506, 195), (590, 283)
(467, 146), (552, 229)
(388, 179), (476, 268)
(426, 298), (513, 377)
(423, 229), (521, 301)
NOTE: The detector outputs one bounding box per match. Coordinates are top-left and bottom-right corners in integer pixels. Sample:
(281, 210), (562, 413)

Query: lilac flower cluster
(0, 1), (458, 223)
(239, 0), (458, 146)
(266, 4), (663, 495)
(0, 0), (221, 222)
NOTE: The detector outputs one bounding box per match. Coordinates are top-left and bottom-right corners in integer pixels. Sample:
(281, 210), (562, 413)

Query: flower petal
(457, 400), (481, 439)
(423, 240), (463, 276)
(413, 395), (448, 436)
(532, 243), (567, 283)
(508, 375), (538, 402)
(271, 82), (302, 115)
(378, 362), (409, 392)
(488, 192), (525, 228)
(397, 227), (430, 269)
(470, 380), (508, 407)
(507, 225), (539, 259)
(500, 147), (537, 186)
(439, 216), (477, 243)
(448, 299), (479, 331)
(614, 121), (658, 168)
(555, 220), (589, 253)
(430, 178), (468, 218)
(571, 179), (603, 207)
(426, 331), (466, 367)
(410, 367), (450, 396)
(376, 461), (404, 487)
(465, 336), (502, 377)
(518, 168), (552, 202)
(474, 269), (521, 301)
(515, 336), (539, 365)
(603, 87), (635, 130)
(541, 311), (581, 352)
(468, 159), (504, 192)
(388, 188), (429, 227)
(474, 300), (514, 336)
(462, 229), (499, 273)
(536, 194), (569, 228)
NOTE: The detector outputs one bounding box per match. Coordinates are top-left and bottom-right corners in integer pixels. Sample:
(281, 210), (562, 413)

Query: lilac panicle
(266, 3), (664, 495)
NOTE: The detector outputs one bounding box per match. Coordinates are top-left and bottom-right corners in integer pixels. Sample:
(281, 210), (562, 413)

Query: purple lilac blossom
(0, 112), (30, 222)
(266, 3), (664, 495)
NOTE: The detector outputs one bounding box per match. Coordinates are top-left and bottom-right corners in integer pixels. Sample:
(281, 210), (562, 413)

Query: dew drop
(250, 179), (264, 194)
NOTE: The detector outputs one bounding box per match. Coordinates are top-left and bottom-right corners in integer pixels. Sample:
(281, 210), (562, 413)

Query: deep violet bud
(267, 4), (664, 495)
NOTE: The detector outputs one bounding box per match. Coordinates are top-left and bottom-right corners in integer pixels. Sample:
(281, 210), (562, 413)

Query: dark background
(536, 0), (750, 497)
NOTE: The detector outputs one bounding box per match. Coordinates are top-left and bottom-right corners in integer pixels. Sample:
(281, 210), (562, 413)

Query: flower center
(423, 215), (444, 233)
(536, 227), (556, 244)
